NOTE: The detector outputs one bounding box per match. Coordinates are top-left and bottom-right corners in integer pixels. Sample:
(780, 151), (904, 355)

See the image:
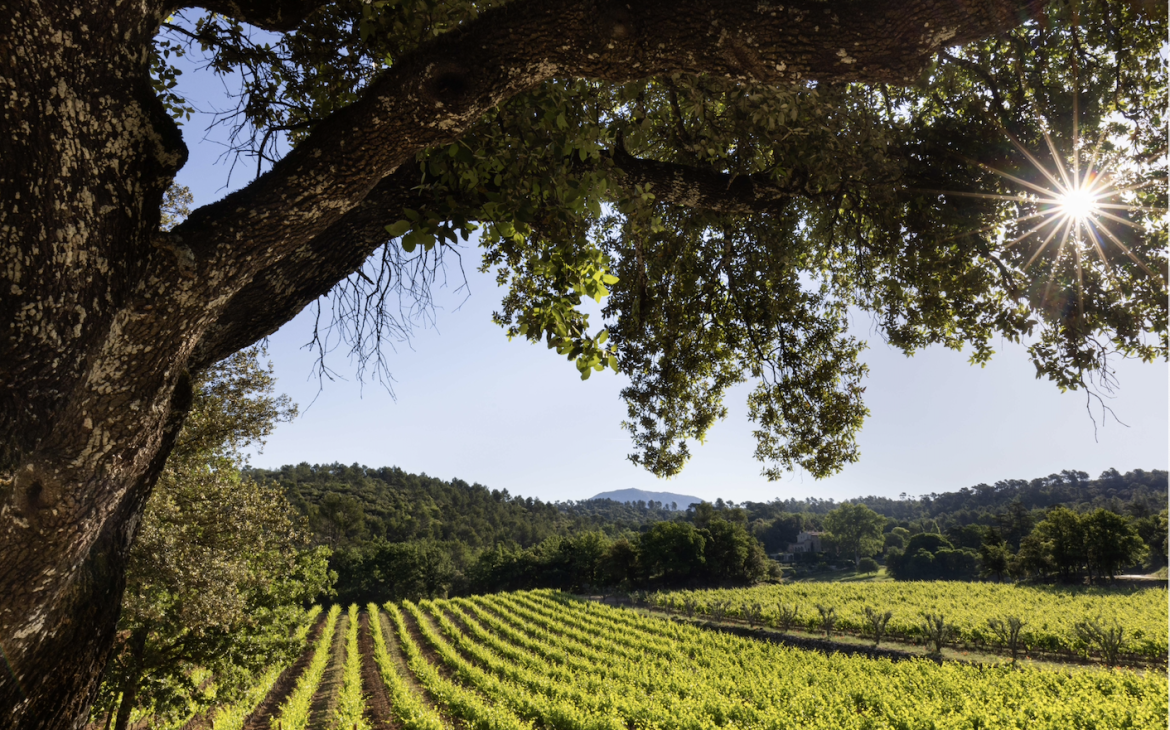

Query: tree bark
(0, 0), (1048, 727)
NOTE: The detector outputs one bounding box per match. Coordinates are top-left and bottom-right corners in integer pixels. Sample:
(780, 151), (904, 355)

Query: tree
(1031, 506), (1088, 581)
(1134, 510), (1169, 569)
(823, 503), (885, 567)
(1082, 509), (1146, 581)
(978, 534), (1013, 582)
(91, 349), (331, 730)
(639, 521), (706, 584)
(701, 518), (769, 584)
(2, 1), (1164, 725)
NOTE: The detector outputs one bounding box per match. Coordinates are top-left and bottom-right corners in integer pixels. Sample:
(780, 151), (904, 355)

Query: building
(786, 531), (825, 554)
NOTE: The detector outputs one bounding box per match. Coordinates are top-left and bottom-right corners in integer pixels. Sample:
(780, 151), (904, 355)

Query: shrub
(987, 616), (1027, 664)
(862, 607), (893, 647)
(774, 603), (800, 634)
(857, 557), (880, 574)
(816, 604), (837, 638)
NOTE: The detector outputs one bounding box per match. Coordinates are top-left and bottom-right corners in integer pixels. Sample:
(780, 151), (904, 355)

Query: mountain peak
(588, 488), (702, 509)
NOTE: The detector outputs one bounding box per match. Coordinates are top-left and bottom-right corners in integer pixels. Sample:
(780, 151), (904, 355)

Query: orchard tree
(0, 0), (1165, 726)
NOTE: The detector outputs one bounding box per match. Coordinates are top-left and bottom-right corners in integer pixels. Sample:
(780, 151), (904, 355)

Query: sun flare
(1055, 186), (1100, 223)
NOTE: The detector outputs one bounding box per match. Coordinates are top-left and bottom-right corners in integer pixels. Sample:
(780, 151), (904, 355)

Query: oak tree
(823, 502), (886, 567)
(0, 0), (1164, 726)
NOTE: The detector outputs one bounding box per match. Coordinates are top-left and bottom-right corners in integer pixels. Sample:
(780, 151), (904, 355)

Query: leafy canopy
(156, 0), (1166, 480)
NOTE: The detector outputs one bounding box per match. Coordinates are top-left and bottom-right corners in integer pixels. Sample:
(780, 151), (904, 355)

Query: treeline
(254, 463), (1167, 602)
(742, 469), (1166, 560)
(247, 463), (680, 549)
(329, 516), (773, 605)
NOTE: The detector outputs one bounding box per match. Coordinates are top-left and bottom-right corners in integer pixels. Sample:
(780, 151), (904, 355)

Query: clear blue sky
(170, 35), (1168, 505)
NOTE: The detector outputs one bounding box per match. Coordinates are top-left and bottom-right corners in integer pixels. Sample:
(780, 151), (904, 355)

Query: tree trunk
(112, 630), (148, 730)
(0, 2), (191, 727)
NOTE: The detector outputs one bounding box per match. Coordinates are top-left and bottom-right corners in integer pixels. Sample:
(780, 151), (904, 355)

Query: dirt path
(306, 612), (350, 730)
(243, 614), (329, 730)
(399, 609), (453, 680)
(359, 611), (398, 730)
(381, 610), (460, 729)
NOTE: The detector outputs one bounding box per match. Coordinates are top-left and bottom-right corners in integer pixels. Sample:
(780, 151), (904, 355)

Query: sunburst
(938, 114), (1165, 304)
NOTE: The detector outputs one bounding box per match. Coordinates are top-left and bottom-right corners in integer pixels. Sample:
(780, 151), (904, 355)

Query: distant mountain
(589, 488), (702, 509)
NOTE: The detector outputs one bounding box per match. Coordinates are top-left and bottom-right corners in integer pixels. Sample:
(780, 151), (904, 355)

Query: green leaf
(384, 220), (412, 237)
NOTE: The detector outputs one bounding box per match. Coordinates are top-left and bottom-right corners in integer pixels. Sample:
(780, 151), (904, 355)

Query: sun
(1055, 185), (1100, 223)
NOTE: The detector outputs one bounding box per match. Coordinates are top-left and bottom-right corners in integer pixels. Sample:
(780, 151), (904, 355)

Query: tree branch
(169, 0), (1048, 301)
(190, 164), (425, 370)
(185, 0), (325, 31)
(609, 145), (812, 214)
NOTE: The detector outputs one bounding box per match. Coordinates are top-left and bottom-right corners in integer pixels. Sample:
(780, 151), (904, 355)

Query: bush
(857, 557), (880, 574)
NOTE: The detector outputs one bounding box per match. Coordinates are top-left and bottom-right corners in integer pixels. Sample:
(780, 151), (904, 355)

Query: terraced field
(194, 590), (1165, 730)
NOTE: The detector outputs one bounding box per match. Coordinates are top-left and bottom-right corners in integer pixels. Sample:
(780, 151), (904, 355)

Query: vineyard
(177, 589), (1166, 730)
(650, 582), (1169, 661)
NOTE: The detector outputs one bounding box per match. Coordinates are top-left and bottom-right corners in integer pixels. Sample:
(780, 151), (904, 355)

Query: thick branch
(189, 166), (424, 370)
(170, 0), (1048, 297)
(186, 0), (324, 31)
(610, 146), (810, 214)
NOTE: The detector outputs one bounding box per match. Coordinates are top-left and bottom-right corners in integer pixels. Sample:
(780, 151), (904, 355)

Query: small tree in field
(774, 604), (801, 634)
(1075, 617), (1126, 666)
(708, 599), (730, 623)
(920, 613), (956, 656)
(816, 605), (838, 639)
(743, 602), (764, 628)
(863, 607), (894, 647)
(987, 616), (1028, 664)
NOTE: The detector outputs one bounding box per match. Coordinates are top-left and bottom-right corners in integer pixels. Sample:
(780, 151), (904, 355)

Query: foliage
(823, 503), (886, 566)
(857, 557), (880, 574)
(152, 0), (1167, 482)
(815, 604), (838, 638)
(1083, 508), (1148, 579)
(1073, 616), (1127, 666)
(208, 606), (322, 730)
(862, 607), (894, 647)
(987, 616), (1028, 665)
(774, 603), (801, 635)
(1013, 506), (1148, 581)
(274, 605), (342, 730)
(366, 602), (445, 730)
(886, 534), (980, 581)
(919, 613), (957, 656)
(92, 350), (329, 729)
(332, 604), (370, 730)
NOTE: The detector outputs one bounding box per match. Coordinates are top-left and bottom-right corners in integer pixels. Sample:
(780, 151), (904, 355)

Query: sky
(168, 30), (1169, 506)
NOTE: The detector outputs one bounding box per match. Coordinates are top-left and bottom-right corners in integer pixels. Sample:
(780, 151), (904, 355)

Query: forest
(248, 463), (1168, 601)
